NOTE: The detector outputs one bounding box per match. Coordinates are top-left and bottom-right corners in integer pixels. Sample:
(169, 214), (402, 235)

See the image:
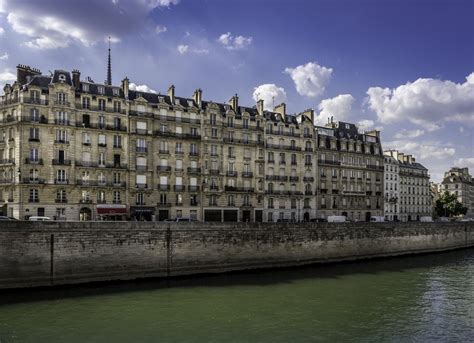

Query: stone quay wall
(0, 221), (473, 289)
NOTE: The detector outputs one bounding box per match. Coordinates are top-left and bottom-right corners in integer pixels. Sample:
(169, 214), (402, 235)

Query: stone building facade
(2, 63), (438, 223)
(384, 150), (431, 221)
(314, 120), (385, 222)
(0, 64), (320, 222)
(383, 154), (400, 221)
(441, 167), (474, 217)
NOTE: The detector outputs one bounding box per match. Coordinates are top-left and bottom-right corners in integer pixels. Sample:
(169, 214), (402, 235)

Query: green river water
(0, 249), (473, 342)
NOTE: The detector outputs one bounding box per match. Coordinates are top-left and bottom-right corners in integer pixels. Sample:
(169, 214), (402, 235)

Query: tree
(434, 191), (468, 217)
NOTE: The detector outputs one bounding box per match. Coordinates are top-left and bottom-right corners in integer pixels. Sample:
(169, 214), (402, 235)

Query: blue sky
(0, 0), (472, 181)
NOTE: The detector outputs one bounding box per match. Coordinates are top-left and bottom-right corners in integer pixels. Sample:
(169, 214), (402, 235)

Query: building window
(29, 189), (39, 202)
(113, 191), (121, 204)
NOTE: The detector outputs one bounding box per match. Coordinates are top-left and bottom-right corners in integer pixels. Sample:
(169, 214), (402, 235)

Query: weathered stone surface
(0, 221), (472, 289)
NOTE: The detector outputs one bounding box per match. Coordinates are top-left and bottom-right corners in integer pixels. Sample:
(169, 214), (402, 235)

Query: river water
(0, 249), (473, 342)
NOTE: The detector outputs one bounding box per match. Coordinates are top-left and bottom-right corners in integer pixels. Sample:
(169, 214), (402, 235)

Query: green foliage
(435, 191), (468, 217)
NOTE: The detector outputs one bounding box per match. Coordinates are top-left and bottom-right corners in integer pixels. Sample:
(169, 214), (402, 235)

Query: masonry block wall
(0, 222), (473, 289)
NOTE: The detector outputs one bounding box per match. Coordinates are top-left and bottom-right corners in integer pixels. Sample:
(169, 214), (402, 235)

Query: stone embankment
(0, 221), (472, 289)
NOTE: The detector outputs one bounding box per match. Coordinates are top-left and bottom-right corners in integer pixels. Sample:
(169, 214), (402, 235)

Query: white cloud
(177, 44), (188, 54)
(454, 157), (474, 168)
(1, 0), (179, 49)
(383, 140), (456, 160)
(366, 72), (474, 128)
(459, 126), (464, 133)
(129, 82), (157, 94)
(315, 94), (354, 125)
(218, 32), (253, 50)
(252, 84), (287, 111)
(0, 27), (4, 35)
(284, 61), (333, 98)
(155, 25), (167, 35)
(0, 69), (16, 89)
(358, 119), (375, 131)
(0, 52), (8, 60)
(193, 48), (209, 55)
(394, 129), (425, 139)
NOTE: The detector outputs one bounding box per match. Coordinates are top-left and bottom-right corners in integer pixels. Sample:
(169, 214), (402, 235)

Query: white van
(327, 215), (347, 223)
(370, 216), (386, 222)
(29, 216), (52, 221)
(420, 216), (433, 222)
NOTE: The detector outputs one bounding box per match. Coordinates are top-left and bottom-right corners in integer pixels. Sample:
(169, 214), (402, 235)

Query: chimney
(193, 88), (202, 107)
(121, 77), (129, 99)
(168, 85), (175, 104)
(302, 109), (314, 124)
(72, 69), (81, 89)
(16, 64), (41, 86)
(274, 103), (286, 116)
(228, 93), (239, 112)
(257, 99), (264, 116)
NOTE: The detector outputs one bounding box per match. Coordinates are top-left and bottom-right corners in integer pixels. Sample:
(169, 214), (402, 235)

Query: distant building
(441, 167), (474, 217)
(383, 154), (400, 221)
(384, 151), (431, 221)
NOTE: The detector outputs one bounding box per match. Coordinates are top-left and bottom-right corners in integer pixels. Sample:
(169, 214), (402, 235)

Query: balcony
(265, 175), (288, 182)
(136, 147), (148, 153)
(289, 176), (299, 182)
(318, 159), (341, 166)
(226, 171), (238, 177)
(157, 202), (172, 207)
(52, 159), (71, 166)
(136, 183), (148, 189)
(105, 163), (127, 169)
(28, 137), (40, 143)
(28, 198), (40, 203)
(54, 119), (70, 125)
(75, 161), (98, 168)
(22, 178), (46, 184)
(24, 158), (43, 165)
(54, 179), (69, 185)
(305, 191), (313, 195)
(157, 165), (172, 172)
(189, 151), (199, 156)
(174, 185), (185, 191)
(210, 169), (220, 175)
(187, 167), (201, 174)
(224, 186), (255, 193)
(303, 177), (314, 182)
(54, 100), (70, 106)
(209, 185), (219, 191)
(157, 184), (170, 191)
(305, 162), (313, 166)
(0, 159), (15, 165)
(54, 140), (69, 144)
(242, 172), (253, 178)
(98, 143), (107, 148)
(188, 185), (200, 192)
(267, 160), (275, 164)
(80, 199), (93, 204)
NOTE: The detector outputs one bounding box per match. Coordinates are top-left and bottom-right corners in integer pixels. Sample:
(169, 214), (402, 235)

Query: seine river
(0, 249), (473, 342)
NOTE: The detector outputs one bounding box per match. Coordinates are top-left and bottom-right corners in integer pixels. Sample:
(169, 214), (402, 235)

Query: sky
(0, 0), (472, 182)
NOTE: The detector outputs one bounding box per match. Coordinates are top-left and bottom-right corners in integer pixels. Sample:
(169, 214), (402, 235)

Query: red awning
(97, 204), (128, 215)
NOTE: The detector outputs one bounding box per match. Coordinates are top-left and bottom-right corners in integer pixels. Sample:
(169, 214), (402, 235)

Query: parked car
(370, 216), (386, 222)
(420, 216), (433, 222)
(310, 218), (327, 223)
(28, 216), (52, 221)
(327, 215), (347, 223)
(0, 216), (13, 221)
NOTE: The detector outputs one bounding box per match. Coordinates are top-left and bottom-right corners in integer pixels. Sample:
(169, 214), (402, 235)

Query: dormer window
(158, 97), (164, 103)
(82, 84), (89, 92)
(136, 92), (142, 98)
(175, 99), (180, 105)
(58, 74), (66, 81)
(345, 124), (350, 129)
(98, 86), (105, 95)
(187, 100), (193, 107)
(113, 88), (119, 96)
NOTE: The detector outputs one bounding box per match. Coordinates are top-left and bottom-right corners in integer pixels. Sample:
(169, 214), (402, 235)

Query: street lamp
(17, 167), (22, 220)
